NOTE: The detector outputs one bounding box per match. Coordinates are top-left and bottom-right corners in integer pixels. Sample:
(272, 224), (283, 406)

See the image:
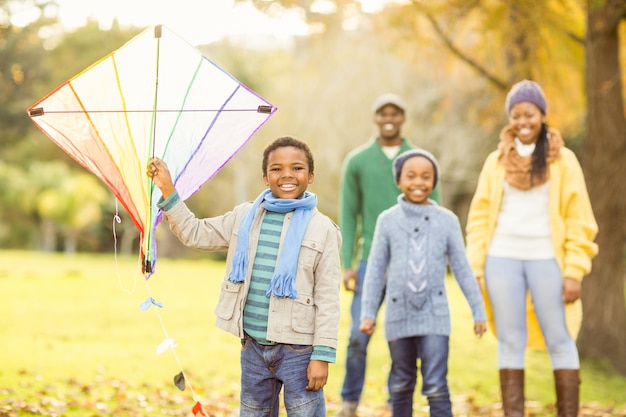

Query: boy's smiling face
(263, 146), (314, 199)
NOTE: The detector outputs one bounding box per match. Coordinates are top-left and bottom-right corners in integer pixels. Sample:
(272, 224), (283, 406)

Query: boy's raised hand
(147, 157), (176, 199)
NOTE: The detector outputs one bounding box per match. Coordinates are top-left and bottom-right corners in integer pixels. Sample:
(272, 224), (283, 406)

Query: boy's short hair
(262, 136), (315, 174)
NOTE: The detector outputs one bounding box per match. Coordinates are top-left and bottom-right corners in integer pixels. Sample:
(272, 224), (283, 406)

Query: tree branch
(563, 29), (585, 44)
(421, 11), (508, 90)
(607, 0), (626, 30)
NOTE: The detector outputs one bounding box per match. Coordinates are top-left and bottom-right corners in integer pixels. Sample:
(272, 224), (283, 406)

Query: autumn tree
(37, 169), (109, 253)
(0, 5), (143, 250)
(578, 0), (626, 374)
(414, 0), (626, 375)
(0, 0), (53, 158)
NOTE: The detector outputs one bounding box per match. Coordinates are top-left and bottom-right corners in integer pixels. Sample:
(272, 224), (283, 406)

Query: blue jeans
(340, 261), (390, 403)
(484, 256), (579, 369)
(388, 335), (452, 417)
(240, 336), (325, 417)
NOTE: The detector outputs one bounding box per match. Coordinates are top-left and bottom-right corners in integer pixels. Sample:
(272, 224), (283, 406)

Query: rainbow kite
(27, 25), (276, 277)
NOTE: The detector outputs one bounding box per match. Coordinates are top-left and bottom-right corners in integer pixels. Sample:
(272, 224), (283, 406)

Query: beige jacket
(162, 199), (342, 349)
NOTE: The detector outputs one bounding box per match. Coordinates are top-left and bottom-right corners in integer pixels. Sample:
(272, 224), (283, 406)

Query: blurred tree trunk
(505, 3), (533, 79)
(40, 218), (57, 252)
(578, 0), (626, 374)
(64, 230), (78, 254)
(118, 218), (138, 255)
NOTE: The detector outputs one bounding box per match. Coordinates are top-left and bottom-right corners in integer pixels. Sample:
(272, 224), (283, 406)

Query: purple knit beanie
(392, 148), (439, 187)
(505, 80), (547, 115)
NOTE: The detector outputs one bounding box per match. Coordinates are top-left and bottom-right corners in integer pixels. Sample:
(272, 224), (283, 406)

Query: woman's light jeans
(484, 256), (579, 370)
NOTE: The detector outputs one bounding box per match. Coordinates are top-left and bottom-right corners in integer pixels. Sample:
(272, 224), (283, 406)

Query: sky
(11, 0), (310, 46)
(9, 0), (396, 47)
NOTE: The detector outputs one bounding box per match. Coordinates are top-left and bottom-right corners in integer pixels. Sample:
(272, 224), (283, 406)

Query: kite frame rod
(28, 105), (274, 117)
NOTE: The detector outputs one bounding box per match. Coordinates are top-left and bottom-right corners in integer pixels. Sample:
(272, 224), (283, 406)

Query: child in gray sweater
(359, 149), (486, 417)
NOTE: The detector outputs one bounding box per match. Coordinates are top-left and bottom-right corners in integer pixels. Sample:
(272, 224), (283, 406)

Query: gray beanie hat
(505, 80), (547, 115)
(392, 148), (439, 187)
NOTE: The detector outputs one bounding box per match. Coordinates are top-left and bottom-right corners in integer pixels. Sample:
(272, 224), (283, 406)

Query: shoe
(335, 401), (358, 417)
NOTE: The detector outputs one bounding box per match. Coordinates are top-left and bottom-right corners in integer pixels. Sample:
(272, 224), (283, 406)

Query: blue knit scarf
(227, 189), (317, 298)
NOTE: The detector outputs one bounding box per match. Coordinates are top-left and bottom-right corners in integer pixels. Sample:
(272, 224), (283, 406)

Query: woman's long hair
(531, 122), (549, 185)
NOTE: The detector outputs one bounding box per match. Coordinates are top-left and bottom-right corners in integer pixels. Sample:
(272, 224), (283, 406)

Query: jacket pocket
(386, 293), (407, 323)
(214, 280), (243, 320)
(291, 294), (315, 334)
(299, 239), (324, 269)
(430, 286), (449, 316)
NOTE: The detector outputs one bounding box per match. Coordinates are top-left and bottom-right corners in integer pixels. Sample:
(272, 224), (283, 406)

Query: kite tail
(227, 251), (247, 283)
(266, 273), (298, 299)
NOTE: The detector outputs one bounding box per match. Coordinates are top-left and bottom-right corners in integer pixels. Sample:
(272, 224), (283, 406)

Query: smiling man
(336, 93), (441, 417)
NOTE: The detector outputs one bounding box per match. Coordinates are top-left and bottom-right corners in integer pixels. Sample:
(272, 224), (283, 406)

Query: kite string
(143, 277), (205, 407)
(140, 34), (208, 416)
(112, 202), (206, 411)
(113, 198), (139, 294)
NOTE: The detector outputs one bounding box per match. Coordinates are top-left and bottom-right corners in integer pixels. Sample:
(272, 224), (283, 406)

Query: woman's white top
(488, 181), (555, 260)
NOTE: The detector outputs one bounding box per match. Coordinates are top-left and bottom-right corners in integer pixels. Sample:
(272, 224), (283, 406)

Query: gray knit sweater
(361, 196), (486, 341)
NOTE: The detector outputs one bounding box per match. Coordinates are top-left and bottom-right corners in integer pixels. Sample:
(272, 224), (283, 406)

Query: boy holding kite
(148, 136), (342, 417)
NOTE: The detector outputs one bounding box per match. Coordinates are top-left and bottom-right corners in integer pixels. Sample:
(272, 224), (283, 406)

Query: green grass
(1, 249), (625, 416)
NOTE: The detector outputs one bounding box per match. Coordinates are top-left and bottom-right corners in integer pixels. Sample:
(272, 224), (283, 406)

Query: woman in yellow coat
(466, 80), (598, 417)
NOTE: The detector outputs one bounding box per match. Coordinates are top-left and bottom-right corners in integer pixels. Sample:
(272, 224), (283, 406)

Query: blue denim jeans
(388, 335), (452, 417)
(340, 261), (391, 403)
(240, 336), (325, 417)
(484, 256), (580, 369)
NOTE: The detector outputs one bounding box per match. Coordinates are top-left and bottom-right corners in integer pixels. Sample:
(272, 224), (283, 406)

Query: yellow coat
(466, 146), (598, 348)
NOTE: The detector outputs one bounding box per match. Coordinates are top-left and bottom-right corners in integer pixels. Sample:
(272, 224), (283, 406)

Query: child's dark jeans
(388, 335), (452, 417)
(240, 335), (326, 417)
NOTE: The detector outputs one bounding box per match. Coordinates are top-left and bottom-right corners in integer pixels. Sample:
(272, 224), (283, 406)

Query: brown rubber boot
(499, 369), (525, 417)
(554, 369), (580, 417)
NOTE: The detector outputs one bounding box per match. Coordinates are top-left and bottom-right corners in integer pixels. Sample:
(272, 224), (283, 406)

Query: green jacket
(339, 137), (441, 269)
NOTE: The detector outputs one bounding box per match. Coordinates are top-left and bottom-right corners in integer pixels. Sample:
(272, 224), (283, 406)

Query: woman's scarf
(227, 189), (317, 299)
(497, 125), (564, 190)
